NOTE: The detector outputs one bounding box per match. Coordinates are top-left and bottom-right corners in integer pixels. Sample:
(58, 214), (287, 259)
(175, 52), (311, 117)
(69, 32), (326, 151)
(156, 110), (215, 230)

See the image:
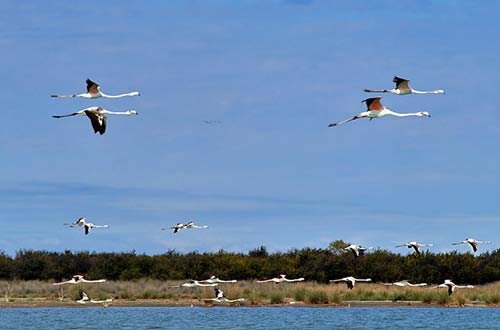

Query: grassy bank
(1, 280), (499, 307)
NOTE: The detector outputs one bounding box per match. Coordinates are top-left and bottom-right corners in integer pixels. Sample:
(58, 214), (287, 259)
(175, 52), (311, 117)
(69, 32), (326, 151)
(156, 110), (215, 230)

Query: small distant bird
(171, 280), (218, 288)
(383, 280), (427, 287)
(395, 241), (433, 255)
(436, 279), (474, 296)
(257, 274), (305, 284)
(64, 218), (109, 235)
(199, 276), (237, 284)
(162, 221), (208, 234)
(364, 76), (445, 95)
(452, 238), (491, 252)
(53, 106), (138, 135)
(329, 276), (372, 290)
(204, 287), (245, 303)
(202, 120), (222, 125)
(53, 274), (106, 285)
(344, 244), (372, 258)
(328, 97), (430, 127)
(51, 79), (140, 99)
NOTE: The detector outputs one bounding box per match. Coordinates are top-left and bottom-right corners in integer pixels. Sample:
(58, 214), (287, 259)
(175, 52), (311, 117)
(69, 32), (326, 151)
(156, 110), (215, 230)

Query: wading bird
(257, 274), (305, 284)
(395, 241), (433, 255)
(436, 279), (474, 296)
(329, 276), (372, 290)
(452, 238), (491, 252)
(204, 287), (245, 303)
(199, 276), (237, 284)
(344, 244), (372, 258)
(162, 221), (208, 234)
(364, 76), (445, 95)
(328, 97), (430, 127)
(51, 79), (140, 99)
(383, 280), (427, 287)
(171, 280), (218, 288)
(53, 106), (138, 135)
(64, 218), (109, 235)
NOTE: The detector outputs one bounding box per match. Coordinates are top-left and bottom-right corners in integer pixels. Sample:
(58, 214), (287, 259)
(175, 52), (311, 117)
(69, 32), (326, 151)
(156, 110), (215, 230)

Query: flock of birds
(49, 76), (487, 306)
(51, 271), (473, 307)
(52, 79), (139, 135)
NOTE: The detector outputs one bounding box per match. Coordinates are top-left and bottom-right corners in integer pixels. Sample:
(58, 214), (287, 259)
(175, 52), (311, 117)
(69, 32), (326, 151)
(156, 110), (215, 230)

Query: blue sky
(0, 1), (499, 255)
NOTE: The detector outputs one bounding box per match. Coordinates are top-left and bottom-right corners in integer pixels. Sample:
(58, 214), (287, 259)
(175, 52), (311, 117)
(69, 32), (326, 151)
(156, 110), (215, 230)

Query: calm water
(1, 307), (499, 329)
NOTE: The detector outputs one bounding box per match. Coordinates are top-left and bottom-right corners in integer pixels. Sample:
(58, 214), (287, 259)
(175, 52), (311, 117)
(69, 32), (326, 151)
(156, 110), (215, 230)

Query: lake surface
(2, 307), (499, 329)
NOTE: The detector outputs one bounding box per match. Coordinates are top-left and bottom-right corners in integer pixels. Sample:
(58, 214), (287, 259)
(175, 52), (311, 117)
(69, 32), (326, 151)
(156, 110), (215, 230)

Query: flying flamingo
(328, 97), (430, 127)
(162, 221), (208, 234)
(395, 241), (433, 255)
(204, 287), (245, 303)
(452, 238), (491, 252)
(64, 218), (109, 235)
(76, 291), (113, 307)
(199, 276), (237, 284)
(171, 280), (218, 288)
(344, 244), (372, 258)
(436, 279), (474, 296)
(364, 76), (445, 95)
(383, 280), (427, 287)
(53, 106), (138, 135)
(257, 274), (305, 284)
(329, 276), (372, 290)
(52, 275), (106, 286)
(53, 274), (106, 300)
(51, 79), (140, 99)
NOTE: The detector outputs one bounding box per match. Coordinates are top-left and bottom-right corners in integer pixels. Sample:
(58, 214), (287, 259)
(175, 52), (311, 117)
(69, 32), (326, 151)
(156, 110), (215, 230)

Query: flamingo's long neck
(411, 89), (445, 94)
(101, 92), (140, 98)
(386, 110), (423, 118)
(103, 110), (136, 116)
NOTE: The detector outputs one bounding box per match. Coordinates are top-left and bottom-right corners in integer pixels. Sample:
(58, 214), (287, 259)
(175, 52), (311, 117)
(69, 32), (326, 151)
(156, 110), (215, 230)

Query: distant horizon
(2, 240), (496, 258)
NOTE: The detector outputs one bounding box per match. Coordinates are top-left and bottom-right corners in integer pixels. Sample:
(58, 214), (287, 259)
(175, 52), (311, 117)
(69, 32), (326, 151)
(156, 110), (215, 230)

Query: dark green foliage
(269, 293), (284, 304)
(0, 246), (500, 284)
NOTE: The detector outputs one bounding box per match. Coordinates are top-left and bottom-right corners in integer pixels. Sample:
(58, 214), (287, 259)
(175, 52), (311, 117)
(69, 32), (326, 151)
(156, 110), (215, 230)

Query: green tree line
(1, 241), (499, 284)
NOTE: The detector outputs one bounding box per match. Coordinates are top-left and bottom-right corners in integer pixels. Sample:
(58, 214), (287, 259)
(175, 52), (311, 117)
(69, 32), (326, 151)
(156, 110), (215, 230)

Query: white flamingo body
(436, 279), (474, 296)
(364, 76), (445, 95)
(53, 106), (138, 135)
(344, 244), (372, 258)
(64, 218), (109, 235)
(330, 276), (372, 290)
(162, 221), (208, 234)
(384, 280), (427, 287)
(199, 276), (237, 284)
(257, 274), (305, 284)
(76, 291), (90, 304)
(51, 79), (140, 99)
(395, 241), (433, 255)
(452, 238), (491, 252)
(328, 97), (430, 127)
